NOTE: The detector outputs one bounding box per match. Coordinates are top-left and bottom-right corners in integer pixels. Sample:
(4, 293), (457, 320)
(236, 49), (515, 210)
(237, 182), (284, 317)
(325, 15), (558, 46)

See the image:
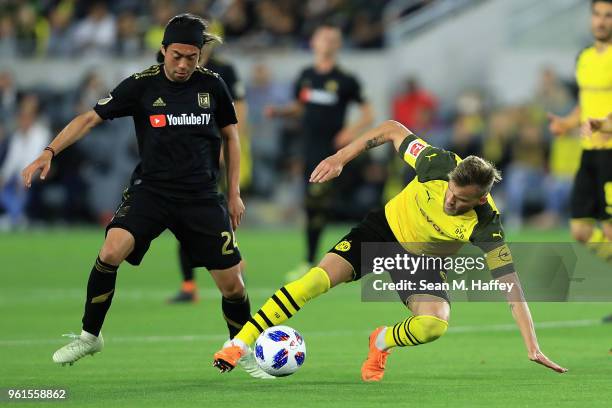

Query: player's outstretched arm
(220, 123), (245, 230)
(21, 109), (103, 188)
(498, 272), (568, 373)
(310, 120), (411, 183)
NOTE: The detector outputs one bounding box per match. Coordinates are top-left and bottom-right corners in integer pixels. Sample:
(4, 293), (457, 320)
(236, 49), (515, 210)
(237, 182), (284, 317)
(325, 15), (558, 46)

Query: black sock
(222, 294), (250, 339)
(179, 245), (194, 282)
(306, 210), (326, 264)
(82, 257), (118, 336)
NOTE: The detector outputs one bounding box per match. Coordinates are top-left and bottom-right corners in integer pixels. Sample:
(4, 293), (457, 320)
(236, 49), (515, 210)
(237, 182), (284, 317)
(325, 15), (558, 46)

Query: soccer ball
(254, 325), (306, 377)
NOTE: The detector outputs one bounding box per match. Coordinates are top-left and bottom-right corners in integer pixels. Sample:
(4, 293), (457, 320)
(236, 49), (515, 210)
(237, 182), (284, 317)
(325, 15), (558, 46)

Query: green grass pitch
(1, 227), (611, 407)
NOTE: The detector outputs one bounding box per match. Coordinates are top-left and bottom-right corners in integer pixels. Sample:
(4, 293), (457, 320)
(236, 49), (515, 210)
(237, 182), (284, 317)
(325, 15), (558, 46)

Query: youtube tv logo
(149, 114), (167, 128)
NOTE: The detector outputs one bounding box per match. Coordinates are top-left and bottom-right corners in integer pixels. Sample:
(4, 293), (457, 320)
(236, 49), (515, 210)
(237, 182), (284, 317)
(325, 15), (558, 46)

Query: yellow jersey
(384, 134), (513, 278)
(576, 44), (612, 150)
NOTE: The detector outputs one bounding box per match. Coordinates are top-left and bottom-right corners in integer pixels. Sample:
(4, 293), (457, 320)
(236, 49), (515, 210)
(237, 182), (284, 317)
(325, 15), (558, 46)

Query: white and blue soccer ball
(254, 325), (306, 377)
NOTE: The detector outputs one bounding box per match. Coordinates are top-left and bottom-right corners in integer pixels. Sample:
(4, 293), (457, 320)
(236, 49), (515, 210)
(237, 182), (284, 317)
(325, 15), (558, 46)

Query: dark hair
(448, 156), (502, 196)
(162, 13), (221, 49)
(592, 0), (612, 5)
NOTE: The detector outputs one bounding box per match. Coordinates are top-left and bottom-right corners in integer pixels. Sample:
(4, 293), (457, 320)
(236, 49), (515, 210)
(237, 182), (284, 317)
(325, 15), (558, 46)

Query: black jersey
(93, 64), (237, 199)
(294, 65), (364, 162)
(205, 56), (245, 102)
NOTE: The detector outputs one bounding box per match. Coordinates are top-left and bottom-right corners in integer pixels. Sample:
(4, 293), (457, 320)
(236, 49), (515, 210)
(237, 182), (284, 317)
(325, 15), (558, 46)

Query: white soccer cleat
(52, 331), (104, 366)
(222, 340), (275, 379)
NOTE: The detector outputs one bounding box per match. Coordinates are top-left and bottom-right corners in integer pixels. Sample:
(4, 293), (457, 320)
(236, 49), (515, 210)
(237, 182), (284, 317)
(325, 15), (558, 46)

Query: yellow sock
(587, 228), (612, 262)
(235, 267), (331, 346)
(382, 315), (448, 349)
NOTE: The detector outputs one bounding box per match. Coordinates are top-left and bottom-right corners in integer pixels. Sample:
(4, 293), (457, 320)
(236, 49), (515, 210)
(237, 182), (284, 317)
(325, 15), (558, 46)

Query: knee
(570, 221), (594, 243)
(412, 315), (448, 343)
(99, 241), (127, 266)
(219, 278), (246, 299)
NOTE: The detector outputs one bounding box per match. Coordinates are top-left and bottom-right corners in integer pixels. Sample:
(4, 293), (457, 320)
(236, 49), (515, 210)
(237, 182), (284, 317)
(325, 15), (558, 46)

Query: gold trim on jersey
(196, 66), (219, 78)
(133, 64), (161, 79)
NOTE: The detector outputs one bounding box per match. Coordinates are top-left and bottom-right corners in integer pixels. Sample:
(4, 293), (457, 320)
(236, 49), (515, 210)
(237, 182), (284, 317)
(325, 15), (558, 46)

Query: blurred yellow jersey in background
(576, 44), (612, 149)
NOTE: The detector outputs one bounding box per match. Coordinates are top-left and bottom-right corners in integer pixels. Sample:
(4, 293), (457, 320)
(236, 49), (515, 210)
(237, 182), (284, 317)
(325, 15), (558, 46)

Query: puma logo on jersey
(152, 97), (166, 107)
(492, 232), (503, 239)
(425, 153), (437, 161)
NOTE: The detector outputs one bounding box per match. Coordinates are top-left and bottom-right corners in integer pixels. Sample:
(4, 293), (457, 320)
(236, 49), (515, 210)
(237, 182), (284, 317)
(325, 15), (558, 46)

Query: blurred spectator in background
(392, 77), (437, 134)
(247, 62), (292, 197)
(220, 0), (254, 41)
(504, 119), (549, 228)
(0, 95), (50, 230)
(0, 14), (17, 57)
(255, 0), (299, 47)
(72, 1), (116, 57)
(69, 71), (135, 225)
(348, 0), (387, 48)
(534, 67), (574, 115)
(448, 90), (485, 157)
(15, 3), (46, 57)
(0, 70), (18, 125)
(46, 4), (76, 57)
(144, 0), (175, 53)
(115, 10), (142, 56)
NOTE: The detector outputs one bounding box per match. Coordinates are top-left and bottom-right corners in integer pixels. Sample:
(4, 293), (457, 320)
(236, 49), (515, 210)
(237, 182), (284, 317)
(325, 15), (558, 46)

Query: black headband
(162, 18), (204, 49)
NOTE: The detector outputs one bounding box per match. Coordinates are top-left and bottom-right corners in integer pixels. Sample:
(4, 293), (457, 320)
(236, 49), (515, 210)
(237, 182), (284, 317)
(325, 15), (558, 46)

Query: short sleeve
(215, 77), (238, 129)
(470, 204), (514, 278)
(397, 134), (458, 181)
(93, 76), (140, 120)
(347, 74), (365, 104)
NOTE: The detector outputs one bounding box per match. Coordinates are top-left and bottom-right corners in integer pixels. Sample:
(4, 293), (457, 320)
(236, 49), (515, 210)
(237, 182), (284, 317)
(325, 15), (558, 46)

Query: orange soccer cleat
(213, 344), (245, 373)
(360, 327), (391, 382)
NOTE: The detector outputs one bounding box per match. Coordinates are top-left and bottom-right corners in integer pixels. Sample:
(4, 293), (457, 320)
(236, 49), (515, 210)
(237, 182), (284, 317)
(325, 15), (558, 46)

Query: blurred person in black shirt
(266, 24), (373, 280)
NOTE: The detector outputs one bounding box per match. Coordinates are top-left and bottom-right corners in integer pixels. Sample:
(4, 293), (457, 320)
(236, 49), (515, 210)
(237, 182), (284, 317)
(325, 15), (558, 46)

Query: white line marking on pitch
(0, 319), (601, 347)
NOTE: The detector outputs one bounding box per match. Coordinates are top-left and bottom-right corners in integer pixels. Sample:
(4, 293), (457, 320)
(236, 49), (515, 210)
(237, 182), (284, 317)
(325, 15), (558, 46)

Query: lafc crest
(197, 93), (210, 108)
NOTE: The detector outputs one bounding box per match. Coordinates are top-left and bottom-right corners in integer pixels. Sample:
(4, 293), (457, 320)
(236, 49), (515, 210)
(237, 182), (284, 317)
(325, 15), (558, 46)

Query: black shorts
(304, 177), (335, 213)
(571, 150), (612, 221)
(328, 209), (450, 304)
(106, 186), (241, 270)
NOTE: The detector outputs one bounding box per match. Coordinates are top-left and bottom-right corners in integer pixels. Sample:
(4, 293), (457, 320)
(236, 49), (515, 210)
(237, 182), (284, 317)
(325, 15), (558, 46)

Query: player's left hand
(227, 194), (245, 230)
(528, 349), (567, 373)
(310, 154), (343, 183)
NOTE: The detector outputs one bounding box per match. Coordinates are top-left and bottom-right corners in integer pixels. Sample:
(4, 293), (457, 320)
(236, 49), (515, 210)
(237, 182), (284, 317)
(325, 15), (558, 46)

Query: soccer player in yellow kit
(212, 120), (567, 380)
(548, 0), (612, 259)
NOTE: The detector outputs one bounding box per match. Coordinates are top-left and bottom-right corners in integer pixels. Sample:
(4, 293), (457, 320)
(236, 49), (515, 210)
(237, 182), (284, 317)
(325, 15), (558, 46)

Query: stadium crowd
(0, 0), (427, 55)
(0, 61), (580, 230)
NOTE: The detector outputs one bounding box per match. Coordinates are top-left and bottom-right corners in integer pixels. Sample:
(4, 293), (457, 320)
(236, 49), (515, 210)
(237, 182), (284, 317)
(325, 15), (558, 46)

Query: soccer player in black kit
(266, 24), (374, 279)
(21, 14), (271, 378)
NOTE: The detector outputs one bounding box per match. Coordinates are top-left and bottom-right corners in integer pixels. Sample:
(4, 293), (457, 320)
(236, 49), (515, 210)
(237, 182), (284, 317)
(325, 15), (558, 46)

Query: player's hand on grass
(22, 150), (52, 188)
(310, 154), (343, 183)
(227, 194), (245, 230)
(547, 113), (569, 136)
(528, 349), (567, 373)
